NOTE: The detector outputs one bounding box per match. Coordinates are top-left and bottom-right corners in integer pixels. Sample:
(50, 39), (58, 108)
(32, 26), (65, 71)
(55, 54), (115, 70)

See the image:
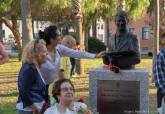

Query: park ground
(0, 56), (157, 114)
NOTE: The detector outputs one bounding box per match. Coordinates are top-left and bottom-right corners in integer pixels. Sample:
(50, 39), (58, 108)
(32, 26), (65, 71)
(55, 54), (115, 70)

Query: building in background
(89, 18), (106, 42)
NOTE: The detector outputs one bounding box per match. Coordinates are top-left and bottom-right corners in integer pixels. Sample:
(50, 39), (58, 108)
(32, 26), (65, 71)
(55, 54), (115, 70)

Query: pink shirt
(0, 42), (5, 55)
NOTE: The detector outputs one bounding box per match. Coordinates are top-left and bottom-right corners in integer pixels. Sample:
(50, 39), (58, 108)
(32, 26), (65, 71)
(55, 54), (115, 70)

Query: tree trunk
(75, 16), (84, 75)
(84, 26), (90, 51)
(11, 16), (22, 60)
(153, 0), (159, 63)
(105, 19), (109, 46)
(32, 20), (35, 38)
(0, 22), (3, 42)
(71, 0), (84, 75)
(65, 26), (69, 35)
(21, 0), (33, 47)
(0, 16), (22, 59)
(92, 20), (97, 38)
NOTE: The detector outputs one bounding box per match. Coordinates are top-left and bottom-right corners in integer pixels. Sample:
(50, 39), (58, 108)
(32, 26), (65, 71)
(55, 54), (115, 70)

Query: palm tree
(71, 0), (84, 75)
(153, 0), (159, 63)
(20, 0), (33, 47)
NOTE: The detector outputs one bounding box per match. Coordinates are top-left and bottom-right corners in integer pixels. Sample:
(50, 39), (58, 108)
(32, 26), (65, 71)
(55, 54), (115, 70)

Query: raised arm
(57, 44), (104, 59)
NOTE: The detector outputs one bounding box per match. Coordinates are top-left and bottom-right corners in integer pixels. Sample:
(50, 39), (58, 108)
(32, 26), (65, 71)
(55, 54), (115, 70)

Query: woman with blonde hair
(16, 39), (48, 114)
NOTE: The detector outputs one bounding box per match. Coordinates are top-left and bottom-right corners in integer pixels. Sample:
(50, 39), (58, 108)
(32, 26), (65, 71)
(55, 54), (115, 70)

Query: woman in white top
(39, 26), (104, 103)
(39, 25), (104, 85)
(44, 79), (91, 114)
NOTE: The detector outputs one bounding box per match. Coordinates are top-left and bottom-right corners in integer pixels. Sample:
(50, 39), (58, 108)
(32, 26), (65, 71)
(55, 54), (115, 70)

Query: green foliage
(31, 0), (45, 16)
(98, 0), (118, 20)
(81, 0), (100, 14)
(0, 104), (17, 114)
(82, 0), (151, 30)
(0, 0), (20, 16)
(0, 0), (13, 13)
(45, 0), (70, 9)
(37, 0), (71, 22)
(0, 0), (151, 28)
(147, 0), (154, 14)
(126, 0), (150, 20)
(82, 0), (114, 29)
(88, 37), (106, 53)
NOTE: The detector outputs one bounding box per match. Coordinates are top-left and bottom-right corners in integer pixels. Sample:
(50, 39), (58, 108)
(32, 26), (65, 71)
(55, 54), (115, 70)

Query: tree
(160, 0), (165, 36)
(153, 0), (159, 63)
(0, 0), (22, 56)
(71, 0), (84, 74)
(0, 0), (45, 58)
(158, 0), (165, 47)
(20, 0), (33, 46)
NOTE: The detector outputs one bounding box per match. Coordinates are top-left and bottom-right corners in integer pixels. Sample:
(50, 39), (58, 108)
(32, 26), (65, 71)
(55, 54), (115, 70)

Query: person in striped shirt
(153, 49), (165, 114)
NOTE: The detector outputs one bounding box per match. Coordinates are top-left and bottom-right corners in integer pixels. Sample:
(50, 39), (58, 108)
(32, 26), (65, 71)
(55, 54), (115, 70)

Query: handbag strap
(35, 65), (46, 85)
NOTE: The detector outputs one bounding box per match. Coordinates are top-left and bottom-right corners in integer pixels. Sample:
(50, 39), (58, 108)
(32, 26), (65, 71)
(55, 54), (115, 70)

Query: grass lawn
(0, 57), (156, 114)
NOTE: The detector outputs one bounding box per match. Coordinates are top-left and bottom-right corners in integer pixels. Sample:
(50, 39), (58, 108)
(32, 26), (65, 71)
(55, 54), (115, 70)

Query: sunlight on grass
(0, 58), (21, 73)
(0, 104), (17, 114)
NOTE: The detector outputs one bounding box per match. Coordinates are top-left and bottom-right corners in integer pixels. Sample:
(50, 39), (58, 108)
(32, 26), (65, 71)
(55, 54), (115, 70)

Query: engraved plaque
(97, 80), (140, 114)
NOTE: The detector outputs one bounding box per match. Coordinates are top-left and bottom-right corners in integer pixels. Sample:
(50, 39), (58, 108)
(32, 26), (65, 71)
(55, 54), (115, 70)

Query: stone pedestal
(89, 67), (149, 114)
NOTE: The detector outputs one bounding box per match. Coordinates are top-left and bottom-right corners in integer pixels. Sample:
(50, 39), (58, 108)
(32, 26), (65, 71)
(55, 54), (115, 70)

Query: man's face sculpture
(116, 15), (128, 32)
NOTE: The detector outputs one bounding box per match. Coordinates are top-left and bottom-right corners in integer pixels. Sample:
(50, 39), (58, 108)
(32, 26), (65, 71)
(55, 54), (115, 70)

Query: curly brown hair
(52, 79), (75, 103)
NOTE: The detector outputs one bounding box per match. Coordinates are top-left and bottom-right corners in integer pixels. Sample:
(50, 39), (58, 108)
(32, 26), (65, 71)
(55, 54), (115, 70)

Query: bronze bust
(104, 11), (140, 69)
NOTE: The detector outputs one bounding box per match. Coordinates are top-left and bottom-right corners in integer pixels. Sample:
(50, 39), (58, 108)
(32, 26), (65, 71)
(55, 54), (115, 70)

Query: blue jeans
(157, 89), (164, 108)
(70, 57), (76, 77)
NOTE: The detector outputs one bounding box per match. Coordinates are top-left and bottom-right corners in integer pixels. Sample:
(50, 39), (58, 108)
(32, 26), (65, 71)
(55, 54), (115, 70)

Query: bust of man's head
(115, 11), (129, 32)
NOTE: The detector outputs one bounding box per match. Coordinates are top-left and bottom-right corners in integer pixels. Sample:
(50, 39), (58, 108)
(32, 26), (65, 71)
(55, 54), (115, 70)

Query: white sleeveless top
(44, 105), (75, 114)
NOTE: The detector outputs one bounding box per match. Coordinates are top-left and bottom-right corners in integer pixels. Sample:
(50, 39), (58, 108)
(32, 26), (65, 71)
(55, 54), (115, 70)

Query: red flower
(111, 66), (120, 73)
(78, 98), (84, 103)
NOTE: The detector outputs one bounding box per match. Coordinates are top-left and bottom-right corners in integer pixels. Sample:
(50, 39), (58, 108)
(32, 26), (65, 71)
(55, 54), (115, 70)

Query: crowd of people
(15, 25), (104, 114)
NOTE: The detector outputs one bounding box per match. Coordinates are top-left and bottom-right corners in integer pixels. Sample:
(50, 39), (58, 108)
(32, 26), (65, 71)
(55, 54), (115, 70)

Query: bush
(148, 52), (153, 57)
(88, 37), (106, 53)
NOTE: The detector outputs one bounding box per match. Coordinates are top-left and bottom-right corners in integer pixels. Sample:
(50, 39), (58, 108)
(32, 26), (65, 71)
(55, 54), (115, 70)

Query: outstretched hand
(95, 51), (105, 58)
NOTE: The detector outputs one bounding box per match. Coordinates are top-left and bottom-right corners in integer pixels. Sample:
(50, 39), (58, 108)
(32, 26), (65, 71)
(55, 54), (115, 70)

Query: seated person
(44, 79), (91, 114)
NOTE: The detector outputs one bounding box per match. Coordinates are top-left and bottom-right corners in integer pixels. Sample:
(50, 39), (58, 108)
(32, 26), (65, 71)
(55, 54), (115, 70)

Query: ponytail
(38, 25), (60, 46)
(38, 30), (45, 40)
